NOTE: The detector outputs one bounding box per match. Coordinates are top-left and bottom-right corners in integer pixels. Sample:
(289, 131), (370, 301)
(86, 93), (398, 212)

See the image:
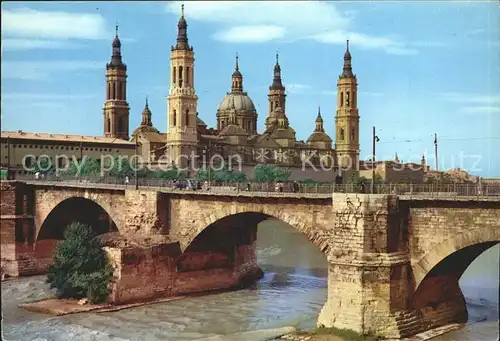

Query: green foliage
(64, 157), (101, 178)
(195, 168), (209, 181)
(34, 157), (55, 175)
(46, 222), (113, 304)
(108, 156), (134, 179)
(299, 178), (320, 184)
(253, 164), (291, 182)
(196, 166), (247, 183)
(157, 168), (181, 180)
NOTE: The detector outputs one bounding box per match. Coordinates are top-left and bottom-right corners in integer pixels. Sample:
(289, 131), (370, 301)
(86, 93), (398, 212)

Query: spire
(421, 154), (426, 166)
(315, 107), (324, 132)
(108, 24), (124, 67)
(270, 51), (284, 90)
(141, 96), (152, 126)
(231, 53), (243, 92)
(341, 39), (354, 78)
(174, 4), (190, 50)
(395, 153), (400, 163)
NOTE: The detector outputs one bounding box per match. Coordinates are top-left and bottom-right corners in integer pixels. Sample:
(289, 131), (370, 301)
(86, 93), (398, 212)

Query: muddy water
(2, 220), (498, 341)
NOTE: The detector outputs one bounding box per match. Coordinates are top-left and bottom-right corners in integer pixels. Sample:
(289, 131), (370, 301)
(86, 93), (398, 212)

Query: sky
(1, 1), (499, 177)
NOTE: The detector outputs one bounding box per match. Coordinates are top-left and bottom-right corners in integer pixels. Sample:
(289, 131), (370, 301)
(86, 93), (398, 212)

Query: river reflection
(1, 220), (498, 341)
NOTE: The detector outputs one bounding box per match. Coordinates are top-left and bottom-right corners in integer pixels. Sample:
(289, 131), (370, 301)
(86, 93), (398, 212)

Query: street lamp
(371, 126), (380, 194)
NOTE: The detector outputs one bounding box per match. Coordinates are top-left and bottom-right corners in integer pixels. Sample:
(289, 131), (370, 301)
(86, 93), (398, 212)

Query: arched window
(351, 127), (355, 141)
(186, 67), (190, 87)
(353, 91), (356, 107)
(346, 91), (350, 106)
(107, 83), (111, 100)
(340, 128), (345, 140)
(340, 92), (344, 107)
(185, 109), (189, 126)
(179, 66), (183, 87)
(173, 110), (177, 127)
(112, 82), (116, 99)
(118, 82), (123, 100)
(123, 83), (126, 101)
(270, 101), (274, 111)
(173, 67), (176, 85)
(106, 117), (111, 132)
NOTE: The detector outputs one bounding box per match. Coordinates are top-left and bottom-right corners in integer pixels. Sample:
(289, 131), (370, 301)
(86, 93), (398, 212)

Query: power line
(376, 136), (500, 144)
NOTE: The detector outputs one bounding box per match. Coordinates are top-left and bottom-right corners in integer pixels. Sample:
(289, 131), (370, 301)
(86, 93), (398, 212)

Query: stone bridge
(1, 180), (499, 339)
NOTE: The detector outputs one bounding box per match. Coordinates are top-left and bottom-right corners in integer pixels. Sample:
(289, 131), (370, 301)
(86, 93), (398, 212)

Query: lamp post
(371, 126), (380, 194)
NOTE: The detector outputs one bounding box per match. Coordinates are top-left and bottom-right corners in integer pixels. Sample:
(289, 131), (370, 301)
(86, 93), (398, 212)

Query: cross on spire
(181, 3), (184, 17)
(115, 23), (119, 37)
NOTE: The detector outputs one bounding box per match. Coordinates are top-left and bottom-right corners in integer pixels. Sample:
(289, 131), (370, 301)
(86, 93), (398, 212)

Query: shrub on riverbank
(46, 222), (113, 304)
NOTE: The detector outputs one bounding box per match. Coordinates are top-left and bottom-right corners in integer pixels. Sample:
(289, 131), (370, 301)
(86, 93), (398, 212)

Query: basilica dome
(217, 92), (256, 113)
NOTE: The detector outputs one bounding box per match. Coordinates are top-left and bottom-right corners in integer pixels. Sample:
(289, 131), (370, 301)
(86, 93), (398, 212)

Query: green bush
(46, 222), (113, 304)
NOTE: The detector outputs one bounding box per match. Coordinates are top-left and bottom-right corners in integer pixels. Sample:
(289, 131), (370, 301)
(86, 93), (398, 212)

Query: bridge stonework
(1, 181), (499, 339)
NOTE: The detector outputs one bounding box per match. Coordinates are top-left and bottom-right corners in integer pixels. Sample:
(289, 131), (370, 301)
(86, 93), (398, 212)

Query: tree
(273, 166), (291, 182)
(253, 164), (276, 182)
(65, 157), (101, 178)
(108, 156), (134, 179)
(158, 168), (180, 180)
(34, 157), (55, 175)
(253, 164), (291, 182)
(195, 168), (209, 181)
(46, 222), (113, 304)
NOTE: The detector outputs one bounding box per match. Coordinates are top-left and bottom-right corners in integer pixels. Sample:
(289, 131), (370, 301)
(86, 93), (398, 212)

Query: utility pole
(371, 126), (380, 194)
(135, 138), (139, 190)
(434, 133), (438, 171)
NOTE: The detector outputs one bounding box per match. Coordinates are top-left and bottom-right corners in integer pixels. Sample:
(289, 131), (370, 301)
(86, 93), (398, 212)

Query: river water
(2, 220), (498, 341)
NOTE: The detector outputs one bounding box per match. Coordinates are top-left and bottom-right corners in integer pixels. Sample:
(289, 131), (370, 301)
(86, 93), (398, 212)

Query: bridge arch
(180, 205), (330, 254)
(412, 225), (500, 290)
(36, 196), (120, 242)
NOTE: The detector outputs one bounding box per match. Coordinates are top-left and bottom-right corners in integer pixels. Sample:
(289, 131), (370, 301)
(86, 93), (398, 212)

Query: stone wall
(318, 194), (420, 339)
(407, 200), (500, 287)
(104, 240), (261, 305)
(165, 193), (333, 252)
(0, 181), (40, 276)
(34, 187), (164, 237)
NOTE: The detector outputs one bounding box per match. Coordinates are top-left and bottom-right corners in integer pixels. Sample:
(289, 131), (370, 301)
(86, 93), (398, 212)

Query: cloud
(2, 7), (109, 40)
(459, 106), (500, 114)
(2, 38), (85, 51)
(1, 92), (99, 101)
(441, 92), (500, 105)
(287, 83), (312, 94)
(1, 61), (103, 80)
(441, 92), (500, 114)
(321, 89), (383, 96)
(213, 26), (286, 43)
(166, 1), (418, 55)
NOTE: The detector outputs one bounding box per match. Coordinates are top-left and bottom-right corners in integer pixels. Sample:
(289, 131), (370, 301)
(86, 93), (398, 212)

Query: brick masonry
(1, 181), (499, 339)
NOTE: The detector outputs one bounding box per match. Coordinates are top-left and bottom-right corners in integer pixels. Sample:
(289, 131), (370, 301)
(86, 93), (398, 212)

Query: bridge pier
(318, 194), (424, 338)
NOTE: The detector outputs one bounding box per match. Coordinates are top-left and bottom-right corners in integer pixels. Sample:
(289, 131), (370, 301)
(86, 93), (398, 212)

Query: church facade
(127, 6), (360, 175)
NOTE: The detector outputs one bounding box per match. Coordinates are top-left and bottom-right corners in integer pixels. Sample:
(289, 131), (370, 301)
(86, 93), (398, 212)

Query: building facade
(2, 6), (363, 182)
(134, 6), (360, 178)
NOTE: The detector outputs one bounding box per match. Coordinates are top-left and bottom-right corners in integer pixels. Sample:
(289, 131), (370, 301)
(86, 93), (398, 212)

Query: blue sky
(1, 1), (499, 176)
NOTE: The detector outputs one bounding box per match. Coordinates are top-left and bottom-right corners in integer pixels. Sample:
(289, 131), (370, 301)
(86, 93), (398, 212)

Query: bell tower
(103, 25), (130, 140)
(166, 4), (198, 168)
(335, 40), (360, 170)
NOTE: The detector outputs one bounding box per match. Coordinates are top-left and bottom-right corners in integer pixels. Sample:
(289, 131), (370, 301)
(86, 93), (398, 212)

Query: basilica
(105, 5), (361, 173)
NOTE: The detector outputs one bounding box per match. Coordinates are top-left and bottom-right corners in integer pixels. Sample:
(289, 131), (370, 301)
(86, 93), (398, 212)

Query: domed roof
(132, 125), (159, 137)
(219, 124), (248, 136)
(218, 93), (256, 113)
(307, 131), (332, 143)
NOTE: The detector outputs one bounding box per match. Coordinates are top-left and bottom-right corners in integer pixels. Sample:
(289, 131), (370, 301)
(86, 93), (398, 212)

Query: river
(2, 220), (498, 341)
